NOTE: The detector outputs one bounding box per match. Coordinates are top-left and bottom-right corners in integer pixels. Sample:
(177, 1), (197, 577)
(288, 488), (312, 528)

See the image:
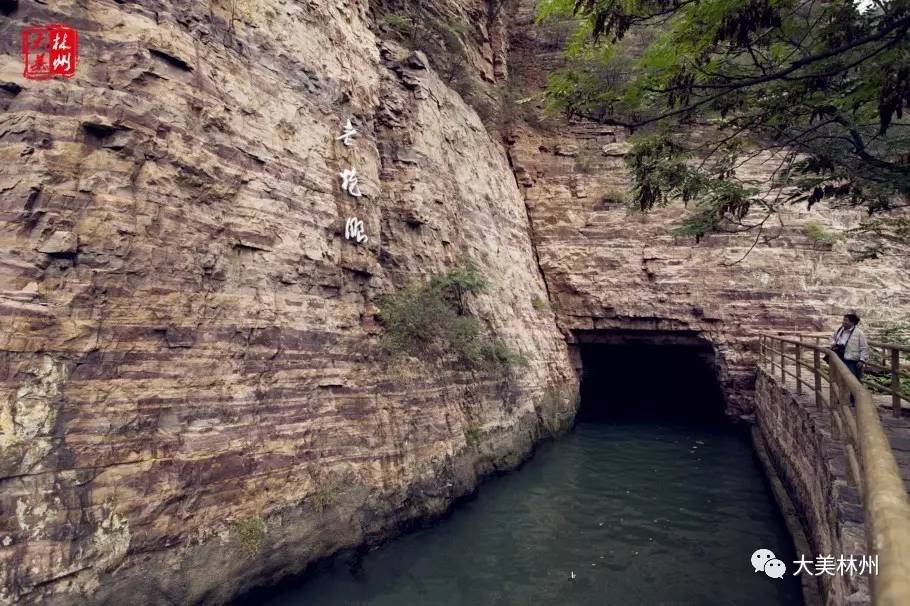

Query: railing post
(814, 349), (822, 409)
(780, 340), (786, 382)
(893, 348), (901, 418)
(829, 363), (840, 440)
(796, 342), (803, 395)
(768, 337), (776, 377)
(831, 371), (849, 440)
(771, 335), (910, 604)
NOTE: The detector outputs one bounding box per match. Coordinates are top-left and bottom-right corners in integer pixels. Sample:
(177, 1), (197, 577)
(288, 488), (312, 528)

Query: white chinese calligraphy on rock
(336, 119), (358, 147)
(340, 168), (362, 197)
(345, 218), (367, 244)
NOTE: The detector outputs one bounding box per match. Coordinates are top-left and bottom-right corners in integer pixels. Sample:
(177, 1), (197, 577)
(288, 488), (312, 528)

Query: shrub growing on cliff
(232, 516), (266, 558)
(804, 222), (841, 247)
(376, 4), (470, 83)
(379, 265), (524, 371)
(846, 217), (910, 261)
(380, 13), (414, 38)
(531, 295), (548, 311)
(464, 424), (483, 446)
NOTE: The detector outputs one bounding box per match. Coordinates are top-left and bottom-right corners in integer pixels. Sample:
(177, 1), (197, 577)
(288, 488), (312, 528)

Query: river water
(251, 417), (804, 606)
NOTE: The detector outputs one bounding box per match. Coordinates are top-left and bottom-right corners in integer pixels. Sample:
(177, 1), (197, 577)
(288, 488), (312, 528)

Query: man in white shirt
(830, 311), (870, 379)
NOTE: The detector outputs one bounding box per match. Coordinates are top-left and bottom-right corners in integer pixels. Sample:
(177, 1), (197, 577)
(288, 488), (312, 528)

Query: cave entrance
(574, 330), (727, 424)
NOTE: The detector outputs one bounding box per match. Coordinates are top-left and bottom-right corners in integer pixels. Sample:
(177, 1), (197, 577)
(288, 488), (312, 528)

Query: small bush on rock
(232, 516), (266, 558)
(804, 222), (840, 247)
(464, 424), (483, 446)
(379, 265), (525, 371)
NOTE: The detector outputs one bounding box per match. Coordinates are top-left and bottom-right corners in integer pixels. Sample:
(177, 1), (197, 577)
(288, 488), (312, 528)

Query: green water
(250, 418), (803, 606)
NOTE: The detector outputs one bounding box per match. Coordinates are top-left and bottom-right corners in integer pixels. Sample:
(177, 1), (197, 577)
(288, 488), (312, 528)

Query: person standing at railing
(830, 311), (870, 380)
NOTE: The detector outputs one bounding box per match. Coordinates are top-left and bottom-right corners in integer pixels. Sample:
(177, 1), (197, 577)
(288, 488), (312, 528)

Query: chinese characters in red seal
(22, 25), (78, 80)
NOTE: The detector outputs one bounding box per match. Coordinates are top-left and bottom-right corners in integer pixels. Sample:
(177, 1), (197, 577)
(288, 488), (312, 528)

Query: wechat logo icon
(751, 548), (787, 579)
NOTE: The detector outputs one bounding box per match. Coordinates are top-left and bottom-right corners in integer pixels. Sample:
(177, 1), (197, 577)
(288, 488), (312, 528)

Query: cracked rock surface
(0, 1), (575, 603)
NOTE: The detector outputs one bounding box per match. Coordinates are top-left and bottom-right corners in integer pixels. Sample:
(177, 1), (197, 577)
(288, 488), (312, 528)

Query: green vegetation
(464, 424), (483, 446)
(601, 188), (626, 206)
(878, 321), (910, 345)
(232, 516), (266, 558)
(498, 77), (559, 134)
(804, 222), (841, 247)
(868, 377), (910, 399)
(375, 4), (516, 128)
(310, 484), (340, 513)
(380, 13), (414, 35)
(538, 0), (910, 241)
(480, 339), (528, 367)
(379, 265), (525, 371)
(865, 368), (910, 401)
(376, 6), (472, 84)
(863, 321), (910, 399)
(531, 295), (549, 311)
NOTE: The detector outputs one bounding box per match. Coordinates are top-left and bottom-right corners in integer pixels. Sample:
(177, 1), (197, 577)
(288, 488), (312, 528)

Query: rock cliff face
(0, 2), (576, 603)
(2, 0), (909, 604)
(507, 1), (910, 416)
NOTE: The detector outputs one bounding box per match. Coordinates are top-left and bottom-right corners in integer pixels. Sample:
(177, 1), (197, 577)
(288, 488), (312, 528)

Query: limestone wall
(0, 2), (576, 603)
(505, 1), (910, 416)
(2, 0), (908, 603)
(755, 370), (869, 605)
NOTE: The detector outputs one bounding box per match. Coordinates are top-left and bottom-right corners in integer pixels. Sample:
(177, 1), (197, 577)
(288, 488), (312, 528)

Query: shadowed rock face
(0, 1), (576, 603)
(506, 1), (910, 417)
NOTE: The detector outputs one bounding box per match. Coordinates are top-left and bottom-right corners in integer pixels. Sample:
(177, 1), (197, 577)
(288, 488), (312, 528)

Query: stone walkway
(875, 397), (910, 492)
(774, 369), (910, 493)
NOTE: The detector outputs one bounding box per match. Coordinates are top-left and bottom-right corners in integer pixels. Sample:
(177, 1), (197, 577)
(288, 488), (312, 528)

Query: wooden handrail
(759, 333), (910, 606)
(769, 329), (910, 353)
(761, 332), (909, 413)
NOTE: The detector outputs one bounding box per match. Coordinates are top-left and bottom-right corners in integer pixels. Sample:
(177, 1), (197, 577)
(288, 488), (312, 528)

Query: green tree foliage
(538, 0), (910, 239)
(378, 266), (526, 371)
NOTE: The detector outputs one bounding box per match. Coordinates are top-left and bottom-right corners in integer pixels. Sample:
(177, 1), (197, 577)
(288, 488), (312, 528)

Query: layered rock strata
(0, 1), (576, 603)
(507, 1), (910, 416)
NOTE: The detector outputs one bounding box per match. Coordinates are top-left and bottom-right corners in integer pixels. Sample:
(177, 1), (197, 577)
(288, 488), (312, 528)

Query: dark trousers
(844, 359), (862, 380)
(844, 359), (862, 405)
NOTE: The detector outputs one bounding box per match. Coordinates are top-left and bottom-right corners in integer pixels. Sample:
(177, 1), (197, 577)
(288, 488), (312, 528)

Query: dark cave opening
(575, 331), (728, 424)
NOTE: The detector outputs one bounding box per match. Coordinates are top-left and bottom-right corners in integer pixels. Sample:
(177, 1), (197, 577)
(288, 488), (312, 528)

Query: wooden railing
(759, 333), (910, 606)
(768, 330), (909, 417)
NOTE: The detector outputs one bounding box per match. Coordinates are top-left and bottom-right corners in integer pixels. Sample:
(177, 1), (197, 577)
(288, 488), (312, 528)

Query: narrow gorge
(1, 1), (908, 605)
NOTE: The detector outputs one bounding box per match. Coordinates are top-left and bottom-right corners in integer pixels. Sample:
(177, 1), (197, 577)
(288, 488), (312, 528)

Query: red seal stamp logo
(22, 25), (78, 80)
